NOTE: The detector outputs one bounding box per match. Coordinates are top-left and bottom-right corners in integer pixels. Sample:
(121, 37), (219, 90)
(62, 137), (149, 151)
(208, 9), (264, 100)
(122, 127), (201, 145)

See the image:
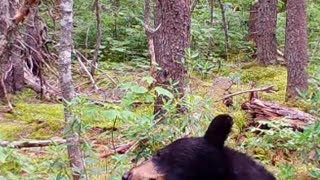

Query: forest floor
(0, 62), (318, 179)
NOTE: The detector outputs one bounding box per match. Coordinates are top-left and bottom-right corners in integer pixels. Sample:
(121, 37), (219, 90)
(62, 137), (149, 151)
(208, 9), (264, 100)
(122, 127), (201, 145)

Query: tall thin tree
(90, 0), (102, 76)
(248, 3), (259, 44)
(217, 0), (230, 60)
(256, 0), (278, 65)
(58, 0), (86, 179)
(285, 0), (308, 100)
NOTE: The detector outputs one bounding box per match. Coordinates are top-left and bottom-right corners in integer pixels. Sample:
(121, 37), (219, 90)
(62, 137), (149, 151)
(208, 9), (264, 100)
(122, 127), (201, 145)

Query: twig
(214, 85), (276, 103)
(191, 0), (199, 13)
(18, 39), (59, 77)
(1, 63), (14, 111)
(99, 139), (146, 158)
(99, 142), (134, 158)
(73, 50), (99, 91)
(85, 27), (90, 59)
(144, 0), (157, 82)
(74, 49), (118, 86)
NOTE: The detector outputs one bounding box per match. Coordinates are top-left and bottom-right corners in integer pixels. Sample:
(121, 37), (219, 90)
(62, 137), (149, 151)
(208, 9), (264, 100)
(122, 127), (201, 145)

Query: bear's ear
(204, 114), (233, 148)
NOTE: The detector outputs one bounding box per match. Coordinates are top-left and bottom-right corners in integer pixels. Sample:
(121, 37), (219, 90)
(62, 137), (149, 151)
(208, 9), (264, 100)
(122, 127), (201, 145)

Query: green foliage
(298, 69), (320, 115)
(73, 0), (147, 62)
(278, 164), (295, 180)
(1, 0), (320, 179)
(192, 2), (255, 62)
(243, 120), (320, 178)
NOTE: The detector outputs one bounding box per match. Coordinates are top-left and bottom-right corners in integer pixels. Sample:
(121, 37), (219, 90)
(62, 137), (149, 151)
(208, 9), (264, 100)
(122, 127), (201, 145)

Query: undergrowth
(0, 63), (319, 179)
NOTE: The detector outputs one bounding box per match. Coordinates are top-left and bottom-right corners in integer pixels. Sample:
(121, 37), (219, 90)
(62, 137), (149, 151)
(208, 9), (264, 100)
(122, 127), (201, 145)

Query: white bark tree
(58, 0), (86, 179)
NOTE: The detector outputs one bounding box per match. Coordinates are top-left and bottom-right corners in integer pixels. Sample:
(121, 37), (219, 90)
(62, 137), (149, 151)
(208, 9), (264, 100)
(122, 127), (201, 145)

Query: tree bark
(0, 0), (23, 109)
(285, 0), (308, 100)
(153, 0), (191, 114)
(248, 3), (259, 44)
(0, 0), (10, 103)
(256, 0), (278, 65)
(58, 0), (86, 179)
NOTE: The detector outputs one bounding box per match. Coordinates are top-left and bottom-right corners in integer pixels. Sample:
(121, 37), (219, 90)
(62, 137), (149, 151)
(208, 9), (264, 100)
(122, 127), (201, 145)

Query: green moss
(2, 103), (64, 140)
(10, 89), (38, 104)
(30, 128), (53, 139)
(9, 103), (64, 123)
(0, 124), (26, 141)
(240, 65), (287, 102)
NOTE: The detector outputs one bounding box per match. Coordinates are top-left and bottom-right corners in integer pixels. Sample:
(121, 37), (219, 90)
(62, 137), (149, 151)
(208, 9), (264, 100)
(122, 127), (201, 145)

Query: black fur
(125, 114), (276, 180)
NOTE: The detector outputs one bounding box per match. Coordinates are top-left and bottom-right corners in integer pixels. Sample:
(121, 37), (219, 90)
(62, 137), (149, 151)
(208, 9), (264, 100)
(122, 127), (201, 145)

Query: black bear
(123, 114), (276, 180)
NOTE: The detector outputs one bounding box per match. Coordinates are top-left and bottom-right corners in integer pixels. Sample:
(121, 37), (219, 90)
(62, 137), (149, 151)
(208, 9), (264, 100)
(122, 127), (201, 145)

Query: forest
(0, 0), (319, 179)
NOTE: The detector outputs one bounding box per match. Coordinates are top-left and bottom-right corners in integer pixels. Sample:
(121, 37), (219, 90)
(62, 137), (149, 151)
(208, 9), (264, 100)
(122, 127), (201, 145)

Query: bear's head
(122, 114), (275, 180)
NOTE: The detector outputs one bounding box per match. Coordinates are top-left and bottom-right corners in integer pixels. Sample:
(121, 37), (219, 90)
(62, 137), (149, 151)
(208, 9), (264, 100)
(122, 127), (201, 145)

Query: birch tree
(58, 0), (86, 179)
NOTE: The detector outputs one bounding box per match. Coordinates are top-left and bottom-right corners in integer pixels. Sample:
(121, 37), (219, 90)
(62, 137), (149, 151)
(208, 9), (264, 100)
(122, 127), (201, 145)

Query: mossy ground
(0, 64), (316, 179)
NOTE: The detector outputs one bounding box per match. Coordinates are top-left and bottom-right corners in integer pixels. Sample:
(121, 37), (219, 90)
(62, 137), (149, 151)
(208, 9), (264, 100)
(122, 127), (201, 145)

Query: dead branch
(144, 0), (157, 83)
(100, 142), (135, 158)
(18, 39), (59, 77)
(73, 50), (99, 91)
(100, 139), (148, 158)
(0, 63), (14, 112)
(214, 85), (276, 103)
(74, 50), (118, 86)
(0, 139), (66, 148)
(191, 0), (199, 13)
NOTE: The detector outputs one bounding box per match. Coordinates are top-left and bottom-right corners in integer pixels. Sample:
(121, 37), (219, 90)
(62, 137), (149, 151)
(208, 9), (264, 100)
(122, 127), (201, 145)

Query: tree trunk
(248, 3), (259, 44)
(58, 0), (86, 179)
(256, 0), (278, 65)
(153, 0), (191, 114)
(0, 0), (24, 109)
(90, 0), (102, 76)
(285, 0), (308, 100)
(0, 0), (10, 101)
(0, 0), (10, 103)
(217, 0), (230, 60)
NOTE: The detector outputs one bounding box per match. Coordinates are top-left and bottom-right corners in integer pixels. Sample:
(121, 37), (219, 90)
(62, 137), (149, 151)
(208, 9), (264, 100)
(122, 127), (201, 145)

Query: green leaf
(131, 86), (148, 94)
(142, 76), (154, 86)
(103, 109), (118, 120)
(120, 110), (136, 120)
(155, 87), (174, 99)
(0, 148), (8, 163)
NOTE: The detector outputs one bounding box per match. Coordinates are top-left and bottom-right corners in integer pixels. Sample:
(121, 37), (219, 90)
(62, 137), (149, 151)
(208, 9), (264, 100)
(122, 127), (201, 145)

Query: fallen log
(0, 139), (67, 148)
(242, 98), (318, 130)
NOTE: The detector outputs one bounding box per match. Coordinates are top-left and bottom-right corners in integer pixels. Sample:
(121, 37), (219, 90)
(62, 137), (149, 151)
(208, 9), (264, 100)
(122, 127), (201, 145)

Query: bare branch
(73, 50), (99, 91)
(214, 85), (276, 103)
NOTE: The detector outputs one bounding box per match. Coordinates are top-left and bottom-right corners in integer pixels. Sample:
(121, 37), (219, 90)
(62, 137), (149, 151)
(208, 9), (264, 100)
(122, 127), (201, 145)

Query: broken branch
(214, 85), (276, 103)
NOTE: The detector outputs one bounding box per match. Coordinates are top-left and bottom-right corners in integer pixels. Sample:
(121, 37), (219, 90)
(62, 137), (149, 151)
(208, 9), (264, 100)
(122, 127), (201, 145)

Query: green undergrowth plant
(241, 119), (320, 179)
